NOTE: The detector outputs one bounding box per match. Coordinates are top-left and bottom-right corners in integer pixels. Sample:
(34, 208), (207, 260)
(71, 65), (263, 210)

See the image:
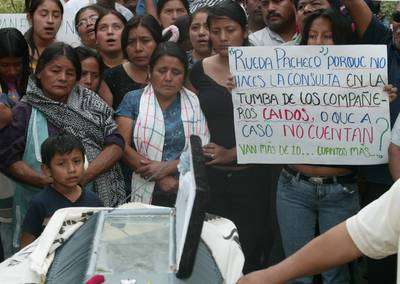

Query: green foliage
(0, 0), (25, 13)
(380, 2), (397, 21)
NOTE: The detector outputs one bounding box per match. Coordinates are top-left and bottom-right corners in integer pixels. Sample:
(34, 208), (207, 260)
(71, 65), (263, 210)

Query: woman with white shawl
(116, 42), (209, 206)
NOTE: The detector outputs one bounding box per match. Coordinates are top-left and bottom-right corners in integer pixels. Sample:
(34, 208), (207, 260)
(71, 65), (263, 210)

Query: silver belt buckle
(309, 176), (324, 184)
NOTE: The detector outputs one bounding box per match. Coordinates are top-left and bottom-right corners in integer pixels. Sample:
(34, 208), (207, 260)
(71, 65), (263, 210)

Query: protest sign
(228, 45), (389, 165)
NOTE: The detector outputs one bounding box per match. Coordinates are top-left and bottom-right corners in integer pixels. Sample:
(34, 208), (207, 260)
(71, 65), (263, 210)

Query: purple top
(0, 102), (124, 173)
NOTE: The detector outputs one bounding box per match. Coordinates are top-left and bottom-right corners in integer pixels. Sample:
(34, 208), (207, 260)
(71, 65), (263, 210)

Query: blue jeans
(276, 169), (360, 284)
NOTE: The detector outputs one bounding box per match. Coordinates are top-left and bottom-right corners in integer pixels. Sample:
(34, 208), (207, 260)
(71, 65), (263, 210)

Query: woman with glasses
(75, 4), (107, 50)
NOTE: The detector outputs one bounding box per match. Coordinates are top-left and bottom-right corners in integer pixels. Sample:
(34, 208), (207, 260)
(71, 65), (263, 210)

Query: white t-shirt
(249, 27), (285, 46)
(346, 179), (400, 283)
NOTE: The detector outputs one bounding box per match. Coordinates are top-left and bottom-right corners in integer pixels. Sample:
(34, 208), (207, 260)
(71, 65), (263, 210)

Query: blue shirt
(22, 187), (103, 237)
(115, 88), (185, 161)
(359, 16), (400, 185)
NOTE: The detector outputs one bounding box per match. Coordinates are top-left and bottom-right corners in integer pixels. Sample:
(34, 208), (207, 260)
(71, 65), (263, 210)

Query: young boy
(20, 133), (103, 248)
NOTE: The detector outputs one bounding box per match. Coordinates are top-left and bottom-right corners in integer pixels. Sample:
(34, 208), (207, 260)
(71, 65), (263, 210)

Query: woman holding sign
(276, 9), (397, 284)
(189, 0), (267, 273)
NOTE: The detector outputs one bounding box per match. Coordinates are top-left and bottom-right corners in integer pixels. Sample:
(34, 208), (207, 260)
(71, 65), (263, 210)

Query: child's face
(44, 149), (84, 190)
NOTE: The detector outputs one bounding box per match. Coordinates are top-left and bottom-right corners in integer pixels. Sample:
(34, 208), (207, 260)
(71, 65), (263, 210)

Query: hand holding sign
(229, 45), (390, 165)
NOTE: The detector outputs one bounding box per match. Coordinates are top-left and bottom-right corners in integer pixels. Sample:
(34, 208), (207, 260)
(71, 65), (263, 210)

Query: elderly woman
(115, 42), (209, 206)
(74, 4), (106, 50)
(0, 42), (126, 248)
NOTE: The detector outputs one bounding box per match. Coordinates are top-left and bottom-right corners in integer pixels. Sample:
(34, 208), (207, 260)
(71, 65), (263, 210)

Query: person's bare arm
(238, 222), (362, 284)
(116, 116), (147, 171)
(344, 0), (373, 38)
(20, 232), (36, 249)
(98, 81), (113, 107)
(145, 0), (158, 21)
(0, 103), (12, 129)
(8, 161), (52, 188)
(80, 144), (123, 186)
(389, 143), (400, 181)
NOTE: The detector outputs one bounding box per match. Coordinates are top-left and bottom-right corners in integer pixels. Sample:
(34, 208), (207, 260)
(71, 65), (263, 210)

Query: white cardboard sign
(228, 45), (390, 165)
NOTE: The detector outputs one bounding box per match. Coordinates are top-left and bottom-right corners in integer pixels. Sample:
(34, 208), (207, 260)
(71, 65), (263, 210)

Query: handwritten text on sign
(228, 45), (389, 165)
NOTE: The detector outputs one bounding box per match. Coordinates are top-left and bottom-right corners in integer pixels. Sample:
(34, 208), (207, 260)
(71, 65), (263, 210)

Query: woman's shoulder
(191, 58), (205, 75)
(191, 55), (220, 76)
(115, 88), (145, 117)
(124, 88), (145, 100)
(190, 60), (207, 88)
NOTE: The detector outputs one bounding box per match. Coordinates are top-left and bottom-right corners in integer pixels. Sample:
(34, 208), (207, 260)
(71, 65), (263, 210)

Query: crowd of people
(0, 0), (400, 283)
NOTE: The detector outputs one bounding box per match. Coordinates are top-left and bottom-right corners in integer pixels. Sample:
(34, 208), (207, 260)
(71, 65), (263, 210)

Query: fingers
(203, 148), (214, 157)
(140, 159), (151, 165)
(203, 143), (217, 149)
(383, 84), (397, 94)
(205, 156), (220, 166)
(136, 165), (152, 178)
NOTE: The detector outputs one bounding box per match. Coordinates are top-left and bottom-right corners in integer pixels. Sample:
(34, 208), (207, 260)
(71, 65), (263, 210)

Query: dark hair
(0, 28), (31, 96)
(35, 42), (82, 81)
(94, 9), (127, 34)
(25, 0), (63, 57)
(156, 0), (190, 16)
(300, 9), (355, 45)
(97, 0), (116, 9)
(41, 133), (85, 166)
(207, 0), (249, 46)
(25, 0), (63, 13)
(74, 46), (103, 76)
(293, 0), (341, 11)
(162, 15), (190, 44)
(150, 41), (188, 78)
(121, 15), (162, 59)
(189, 7), (209, 26)
(74, 4), (107, 33)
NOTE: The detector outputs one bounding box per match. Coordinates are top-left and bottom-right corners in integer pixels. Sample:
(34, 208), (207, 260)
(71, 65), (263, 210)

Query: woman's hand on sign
(384, 84), (398, 103)
(203, 143), (236, 165)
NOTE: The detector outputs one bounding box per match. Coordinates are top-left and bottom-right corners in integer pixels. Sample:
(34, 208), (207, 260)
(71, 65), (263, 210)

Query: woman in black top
(190, 0), (266, 273)
(94, 10), (127, 72)
(99, 15), (162, 109)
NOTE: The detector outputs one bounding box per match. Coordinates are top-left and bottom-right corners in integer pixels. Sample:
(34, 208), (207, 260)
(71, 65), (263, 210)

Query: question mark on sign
(375, 117), (390, 151)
